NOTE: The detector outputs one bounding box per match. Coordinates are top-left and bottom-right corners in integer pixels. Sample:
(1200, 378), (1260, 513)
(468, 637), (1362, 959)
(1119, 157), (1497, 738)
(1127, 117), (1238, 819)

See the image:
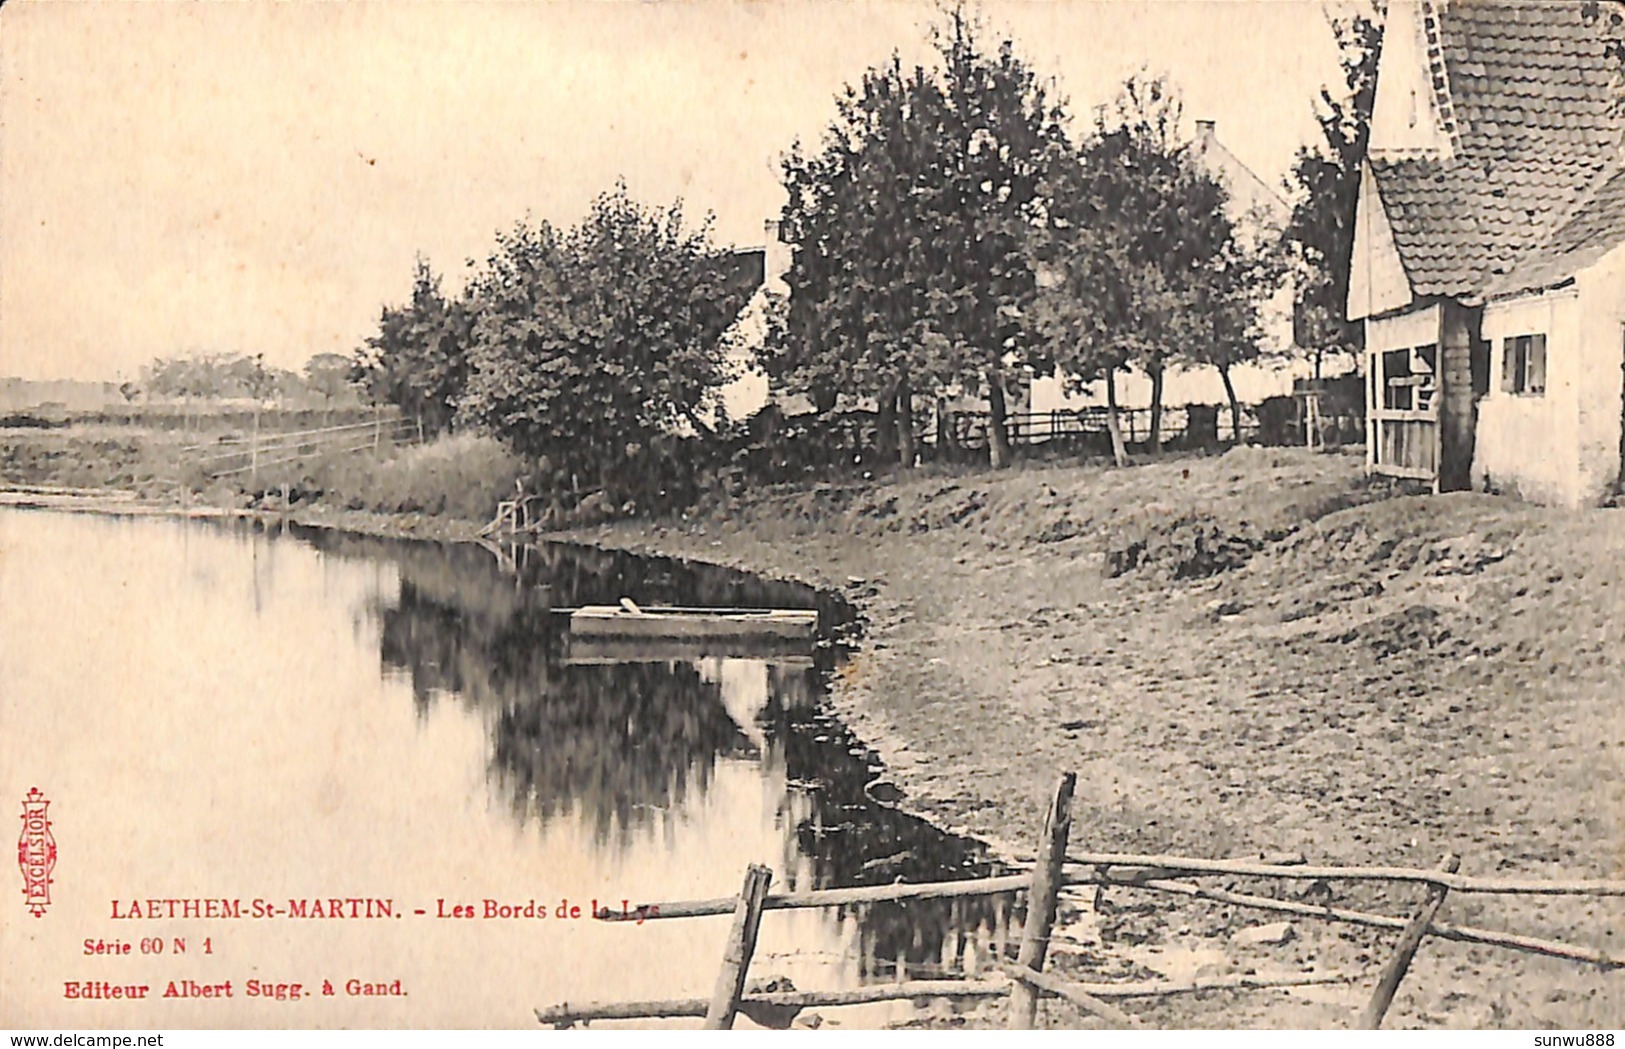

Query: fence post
(373, 404), (382, 451)
(704, 864), (773, 1030)
(1008, 772), (1077, 1030)
(1359, 853), (1460, 1029)
(250, 406), (260, 485)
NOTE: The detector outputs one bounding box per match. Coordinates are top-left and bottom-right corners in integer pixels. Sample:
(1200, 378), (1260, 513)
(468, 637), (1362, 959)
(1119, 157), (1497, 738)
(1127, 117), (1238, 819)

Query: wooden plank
(597, 872), (1033, 921)
(534, 973), (1356, 1026)
(1371, 463), (1437, 482)
(1001, 964), (1141, 1028)
(703, 864), (773, 1029)
(1064, 852), (1625, 895)
(1009, 772), (1077, 1030)
(539, 980), (1011, 1025)
(602, 854), (1625, 925)
(1359, 854), (1460, 1029)
(1090, 877), (1621, 968)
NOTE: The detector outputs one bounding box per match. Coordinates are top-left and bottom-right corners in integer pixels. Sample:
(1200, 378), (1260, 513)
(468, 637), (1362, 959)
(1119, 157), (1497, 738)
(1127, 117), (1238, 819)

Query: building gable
(1367, 0), (1455, 162)
(1190, 120), (1290, 234)
(1349, 161), (1415, 321)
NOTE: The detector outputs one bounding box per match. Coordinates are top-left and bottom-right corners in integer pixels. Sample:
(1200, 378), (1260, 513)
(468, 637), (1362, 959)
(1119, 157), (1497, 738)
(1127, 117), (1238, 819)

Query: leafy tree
(303, 352), (357, 416)
(456, 183), (748, 496)
(1030, 73), (1228, 460)
(770, 8), (1066, 468)
(1283, 8), (1382, 380)
(1181, 222), (1290, 443)
(354, 259), (470, 433)
(225, 352), (278, 403)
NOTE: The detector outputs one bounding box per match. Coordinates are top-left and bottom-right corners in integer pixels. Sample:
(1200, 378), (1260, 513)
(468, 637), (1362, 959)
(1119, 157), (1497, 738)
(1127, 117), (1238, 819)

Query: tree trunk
(987, 372), (1012, 469)
(1148, 364), (1165, 455)
(1219, 365), (1242, 446)
(675, 400), (717, 440)
(896, 375), (916, 468)
(1104, 370), (1129, 468)
(875, 382), (899, 465)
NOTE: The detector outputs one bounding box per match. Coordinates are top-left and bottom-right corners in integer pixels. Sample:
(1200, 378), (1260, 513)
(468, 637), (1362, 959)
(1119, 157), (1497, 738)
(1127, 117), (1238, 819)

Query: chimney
(763, 218), (790, 293)
(1196, 119), (1216, 143)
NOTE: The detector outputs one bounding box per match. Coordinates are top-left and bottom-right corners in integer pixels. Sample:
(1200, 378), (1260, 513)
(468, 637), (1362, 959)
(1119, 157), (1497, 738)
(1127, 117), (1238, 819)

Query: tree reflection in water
(493, 660), (753, 845)
(291, 524), (1012, 982)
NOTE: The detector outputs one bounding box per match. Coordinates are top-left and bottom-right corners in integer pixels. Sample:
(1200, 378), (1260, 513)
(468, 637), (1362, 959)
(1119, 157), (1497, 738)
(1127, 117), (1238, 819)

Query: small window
(1413, 344), (1437, 411)
(1501, 334), (1547, 396)
(1383, 348), (1413, 410)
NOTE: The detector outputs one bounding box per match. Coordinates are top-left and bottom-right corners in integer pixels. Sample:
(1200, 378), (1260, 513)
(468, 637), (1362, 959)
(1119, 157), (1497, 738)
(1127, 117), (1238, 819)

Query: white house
(711, 221), (786, 424)
(1348, 0), (1625, 506)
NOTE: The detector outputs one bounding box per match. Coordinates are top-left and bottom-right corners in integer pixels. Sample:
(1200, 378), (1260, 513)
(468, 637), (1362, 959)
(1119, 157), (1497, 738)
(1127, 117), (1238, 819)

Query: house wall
(1366, 303), (1442, 353)
(1574, 242), (1625, 501)
(713, 220), (789, 423)
(1028, 356), (1302, 416)
(1030, 282), (1302, 414)
(1473, 287), (1584, 505)
(715, 292), (772, 422)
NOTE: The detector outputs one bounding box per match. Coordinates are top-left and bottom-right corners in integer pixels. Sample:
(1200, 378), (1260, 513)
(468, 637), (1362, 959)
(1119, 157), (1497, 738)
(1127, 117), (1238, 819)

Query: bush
(310, 433), (527, 521)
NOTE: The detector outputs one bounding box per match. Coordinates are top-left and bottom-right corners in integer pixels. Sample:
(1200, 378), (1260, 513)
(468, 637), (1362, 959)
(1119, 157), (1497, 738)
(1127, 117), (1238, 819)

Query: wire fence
(171, 407), (422, 488)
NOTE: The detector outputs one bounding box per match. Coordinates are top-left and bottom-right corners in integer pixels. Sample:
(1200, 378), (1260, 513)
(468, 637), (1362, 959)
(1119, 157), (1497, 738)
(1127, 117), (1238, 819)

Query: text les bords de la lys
(437, 898), (659, 922)
(108, 897), (659, 923)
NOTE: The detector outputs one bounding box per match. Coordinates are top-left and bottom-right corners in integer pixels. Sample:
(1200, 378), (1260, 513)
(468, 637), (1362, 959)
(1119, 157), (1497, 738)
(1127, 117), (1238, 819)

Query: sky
(0, 1), (1350, 382)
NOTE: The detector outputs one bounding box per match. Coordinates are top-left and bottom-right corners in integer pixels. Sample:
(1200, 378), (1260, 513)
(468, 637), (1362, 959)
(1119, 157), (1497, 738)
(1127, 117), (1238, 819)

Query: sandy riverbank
(550, 447), (1625, 1029)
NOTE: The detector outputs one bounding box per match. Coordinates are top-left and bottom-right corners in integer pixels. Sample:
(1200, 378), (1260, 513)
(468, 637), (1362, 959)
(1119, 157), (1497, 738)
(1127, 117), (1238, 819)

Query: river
(0, 508), (1013, 1028)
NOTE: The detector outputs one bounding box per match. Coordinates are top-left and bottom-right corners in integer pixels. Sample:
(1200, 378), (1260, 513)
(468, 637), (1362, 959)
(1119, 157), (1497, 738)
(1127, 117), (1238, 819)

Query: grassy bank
(0, 423), (526, 529)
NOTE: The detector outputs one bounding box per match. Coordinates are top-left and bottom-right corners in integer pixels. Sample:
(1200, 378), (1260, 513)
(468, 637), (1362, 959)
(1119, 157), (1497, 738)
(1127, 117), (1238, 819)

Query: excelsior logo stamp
(18, 787), (56, 917)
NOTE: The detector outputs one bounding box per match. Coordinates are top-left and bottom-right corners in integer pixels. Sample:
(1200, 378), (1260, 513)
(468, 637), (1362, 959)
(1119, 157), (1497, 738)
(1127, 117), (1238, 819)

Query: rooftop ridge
(1420, 0), (1461, 155)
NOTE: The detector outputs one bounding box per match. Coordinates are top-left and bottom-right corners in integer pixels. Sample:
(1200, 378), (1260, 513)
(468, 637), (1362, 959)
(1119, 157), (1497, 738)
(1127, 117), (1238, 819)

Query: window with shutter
(1526, 334), (1546, 395)
(1501, 333), (1546, 397)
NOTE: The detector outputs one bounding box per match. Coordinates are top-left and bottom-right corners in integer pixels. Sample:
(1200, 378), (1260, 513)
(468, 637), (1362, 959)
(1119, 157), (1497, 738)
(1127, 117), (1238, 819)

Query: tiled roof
(1370, 0), (1624, 300)
(1488, 162), (1625, 296)
(1192, 128), (1290, 230)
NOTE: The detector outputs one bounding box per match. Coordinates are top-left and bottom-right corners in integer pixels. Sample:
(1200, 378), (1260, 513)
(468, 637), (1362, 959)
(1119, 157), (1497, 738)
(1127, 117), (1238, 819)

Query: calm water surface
(0, 509), (1011, 1028)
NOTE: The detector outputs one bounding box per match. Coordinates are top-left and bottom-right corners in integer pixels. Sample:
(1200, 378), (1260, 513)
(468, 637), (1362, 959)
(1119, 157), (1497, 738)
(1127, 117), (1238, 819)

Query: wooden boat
(561, 602), (818, 641)
(564, 635), (816, 666)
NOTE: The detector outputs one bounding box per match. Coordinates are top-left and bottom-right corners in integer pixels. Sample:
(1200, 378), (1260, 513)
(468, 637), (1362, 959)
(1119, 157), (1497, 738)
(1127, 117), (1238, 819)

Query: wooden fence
(536, 771), (1622, 1030)
(177, 407), (419, 484)
(935, 406), (1364, 455)
(937, 407), (1213, 450)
